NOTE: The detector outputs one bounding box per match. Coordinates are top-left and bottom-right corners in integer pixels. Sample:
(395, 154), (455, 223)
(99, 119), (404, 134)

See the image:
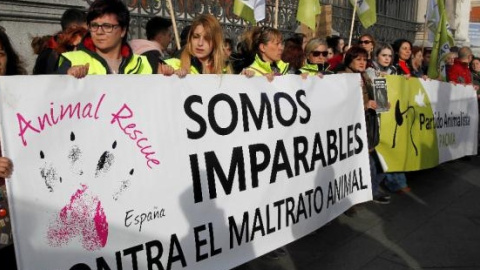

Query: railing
(322, 0), (421, 44)
(85, 0), (299, 42)
(83, 0), (421, 45)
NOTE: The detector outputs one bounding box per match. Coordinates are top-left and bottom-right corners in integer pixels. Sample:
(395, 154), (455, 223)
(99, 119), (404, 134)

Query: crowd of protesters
(1, 0), (480, 267)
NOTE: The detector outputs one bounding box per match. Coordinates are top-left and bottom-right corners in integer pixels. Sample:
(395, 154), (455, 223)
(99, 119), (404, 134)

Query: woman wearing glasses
(244, 26), (289, 80)
(300, 38), (334, 76)
(358, 34), (376, 67)
(57, 0), (153, 77)
(164, 14), (231, 75)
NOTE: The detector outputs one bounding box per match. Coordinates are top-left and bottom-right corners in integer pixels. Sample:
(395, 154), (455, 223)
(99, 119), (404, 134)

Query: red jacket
(448, 59), (472, 84)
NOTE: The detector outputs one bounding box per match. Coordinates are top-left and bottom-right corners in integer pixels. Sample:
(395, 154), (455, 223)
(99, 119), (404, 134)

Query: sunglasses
(311, 51), (328, 57)
(359, 40), (372, 45)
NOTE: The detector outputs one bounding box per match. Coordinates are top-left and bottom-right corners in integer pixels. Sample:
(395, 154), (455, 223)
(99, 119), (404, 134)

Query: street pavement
(235, 155), (480, 270)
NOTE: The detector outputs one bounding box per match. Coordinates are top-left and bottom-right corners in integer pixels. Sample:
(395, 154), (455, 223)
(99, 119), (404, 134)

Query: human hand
(367, 100), (377, 110)
(174, 68), (189, 78)
(158, 64), (174, 76)
(0, 157), (13, 179)
(265, 72), (275, 82)
(67, 63), (89, 79)
(300, 73), (309, 80)
(241, 68), (255, 78)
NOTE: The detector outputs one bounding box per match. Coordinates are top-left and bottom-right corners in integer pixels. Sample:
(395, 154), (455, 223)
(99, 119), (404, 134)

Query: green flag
(350, 0), (376, 28)
(427, 0), (454, 80)
(296, 0), (321, 30)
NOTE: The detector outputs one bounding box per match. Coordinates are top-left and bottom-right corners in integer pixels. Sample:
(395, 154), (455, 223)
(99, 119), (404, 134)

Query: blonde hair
(180, 14), (230, 74)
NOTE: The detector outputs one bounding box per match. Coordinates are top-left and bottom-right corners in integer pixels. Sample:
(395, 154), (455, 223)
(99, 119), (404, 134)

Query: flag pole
(166, 0), (181, 50)
(348, 0), (358, 47)
(422, 0), (429, 52)
(274, 0), (279, 29)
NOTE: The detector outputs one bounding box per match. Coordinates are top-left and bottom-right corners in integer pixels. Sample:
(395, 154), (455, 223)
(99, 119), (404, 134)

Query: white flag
(242, 0), (266, 22)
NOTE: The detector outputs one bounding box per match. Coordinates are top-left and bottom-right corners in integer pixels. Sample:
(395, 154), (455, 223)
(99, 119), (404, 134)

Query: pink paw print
(40, 132), (134, 251)
(47, 185), (108, 250)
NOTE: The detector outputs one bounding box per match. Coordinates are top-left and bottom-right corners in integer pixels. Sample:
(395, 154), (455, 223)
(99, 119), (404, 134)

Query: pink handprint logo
(40, 132), (134, 251)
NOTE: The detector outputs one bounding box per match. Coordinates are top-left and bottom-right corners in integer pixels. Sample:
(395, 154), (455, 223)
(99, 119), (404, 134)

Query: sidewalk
(236, 155), (480, 270)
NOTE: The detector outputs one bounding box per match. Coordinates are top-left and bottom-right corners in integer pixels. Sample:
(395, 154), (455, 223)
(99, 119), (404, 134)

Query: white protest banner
(376, 76), (478, 172)
(0, 74), (372, 270)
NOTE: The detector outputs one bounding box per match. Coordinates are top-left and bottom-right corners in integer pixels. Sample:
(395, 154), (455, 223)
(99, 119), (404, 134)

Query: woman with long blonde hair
(165, 14), (230, 75)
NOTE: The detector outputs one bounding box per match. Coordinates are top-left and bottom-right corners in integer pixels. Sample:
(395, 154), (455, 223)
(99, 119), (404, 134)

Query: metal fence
(84, 0), (421, 45)
(322, 0), (421, 44)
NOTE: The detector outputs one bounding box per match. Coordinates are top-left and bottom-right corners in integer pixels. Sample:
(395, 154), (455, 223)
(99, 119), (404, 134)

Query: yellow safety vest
(246, 54), (289, 76)
(164, 58), (200, 74)
(60, 50), (152, 75)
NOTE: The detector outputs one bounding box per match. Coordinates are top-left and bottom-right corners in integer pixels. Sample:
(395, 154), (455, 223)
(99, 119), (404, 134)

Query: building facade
(2, 0), (470, 73)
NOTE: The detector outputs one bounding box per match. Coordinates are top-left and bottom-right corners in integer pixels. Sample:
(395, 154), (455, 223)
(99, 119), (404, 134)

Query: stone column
(0, 0), (87, 73)
(452, 0), (472, 46)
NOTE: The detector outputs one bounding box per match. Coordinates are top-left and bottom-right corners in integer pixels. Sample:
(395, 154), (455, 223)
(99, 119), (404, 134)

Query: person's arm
(56, 54), (72, 74)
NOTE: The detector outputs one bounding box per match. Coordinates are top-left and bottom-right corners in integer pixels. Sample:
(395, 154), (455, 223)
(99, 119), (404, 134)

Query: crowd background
(1, 0), (479, 268)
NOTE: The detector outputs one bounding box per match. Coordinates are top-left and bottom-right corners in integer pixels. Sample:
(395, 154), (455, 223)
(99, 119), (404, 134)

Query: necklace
(104, 57), (122, 74)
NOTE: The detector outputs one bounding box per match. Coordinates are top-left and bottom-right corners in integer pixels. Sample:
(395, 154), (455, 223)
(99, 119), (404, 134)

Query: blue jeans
(384, 172), (408, 192)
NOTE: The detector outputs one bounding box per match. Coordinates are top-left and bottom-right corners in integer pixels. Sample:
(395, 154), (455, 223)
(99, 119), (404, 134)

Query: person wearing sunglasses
(358, 34), (376, 68)
(245, 26), (289, 81)
(57, 0), (153, 78)
(300, 38), (334, 76)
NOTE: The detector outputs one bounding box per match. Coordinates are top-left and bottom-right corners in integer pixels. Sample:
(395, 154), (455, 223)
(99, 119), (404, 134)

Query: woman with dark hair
(383, 39), (413, 194)
(340, 46), (391, 206)
(365, 44), (411, 195)
(57, 0), (153, 77)
(470, 57), (480, 92)
(326, 35), (345, 71)
(165, 14), (231, 75)
(358, 33), (376, 67)
(281, 37), (304, 74)
(0, 29), (20, 270)
(411, 46), (425, 78)
(392, 38), (413, 76)
(366, 44), (397, 78)
(0, 30), (27, 76)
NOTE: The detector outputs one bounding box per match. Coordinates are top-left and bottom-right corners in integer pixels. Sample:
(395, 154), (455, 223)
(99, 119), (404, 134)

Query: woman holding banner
(339, 46), (391, 206)
(365, 44), (397, 78)
(365, 44), (411, 195)
(392, 38), (413, 77)
(57, 0), (153, 77)
(245, 26), (289, 80)
(164, 14), (231, 75)
(300, 38), (335, 76)
(0, 28), (21, 270)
